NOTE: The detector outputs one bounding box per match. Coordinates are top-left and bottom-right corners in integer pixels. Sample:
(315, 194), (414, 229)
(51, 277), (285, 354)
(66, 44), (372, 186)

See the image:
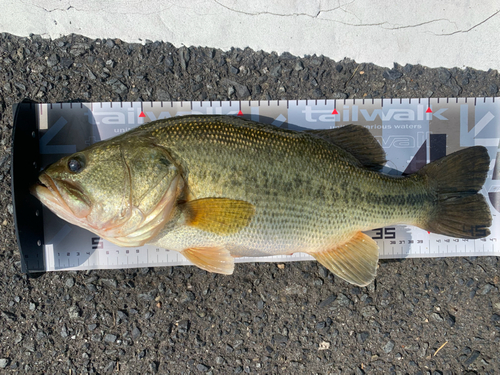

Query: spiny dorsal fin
(310, 232), (379, 286)
(182, 246), (234, 274)
(306, 125), (386, 170)
(182, 198), (255, 235)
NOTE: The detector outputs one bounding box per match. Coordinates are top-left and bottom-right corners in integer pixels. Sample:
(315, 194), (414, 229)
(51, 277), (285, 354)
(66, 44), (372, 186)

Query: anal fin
(310, 232), (379, 286)
(182, 246), (235, 275)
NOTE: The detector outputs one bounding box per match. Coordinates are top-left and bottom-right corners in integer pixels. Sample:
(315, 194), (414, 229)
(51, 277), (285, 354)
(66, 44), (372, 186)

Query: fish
(32, 115), (492, 286)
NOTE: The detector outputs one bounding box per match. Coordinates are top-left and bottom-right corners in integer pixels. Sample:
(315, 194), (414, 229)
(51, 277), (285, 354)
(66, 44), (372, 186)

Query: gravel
(0, 32), (499, 373)
(131, 326), (141, 340)
(196, 363), (210, 372)
(383, 69), (403, 80)
(0, 359), (9, 368)
(65, 277), (75, 288)
(383, 340), (395, 353)
(104, 333), (117, 343)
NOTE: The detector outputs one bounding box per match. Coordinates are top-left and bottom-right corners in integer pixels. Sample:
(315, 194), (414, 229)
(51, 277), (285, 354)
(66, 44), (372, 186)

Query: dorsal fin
(306, 125), (386, 170)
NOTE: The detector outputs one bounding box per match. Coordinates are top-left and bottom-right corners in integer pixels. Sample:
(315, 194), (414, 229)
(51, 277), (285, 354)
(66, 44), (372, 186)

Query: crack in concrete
(434, 9), (500, 36)
(23, 0), (500, 40)
(336, 0), (363, 23)
(39, 5), (74, 12)
(27, 0), (176, 17)
(213, 0), (349, 19)
(212, 0), (497, 36)
(381, 19), (458, 31)
(211, 0), (444, 30)
(26, 0), (77, 13)
(211, 0), (402, 29)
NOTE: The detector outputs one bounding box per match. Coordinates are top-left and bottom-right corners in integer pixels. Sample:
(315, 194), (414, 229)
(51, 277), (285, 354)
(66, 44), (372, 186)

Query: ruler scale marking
(28, 98), (500, 272)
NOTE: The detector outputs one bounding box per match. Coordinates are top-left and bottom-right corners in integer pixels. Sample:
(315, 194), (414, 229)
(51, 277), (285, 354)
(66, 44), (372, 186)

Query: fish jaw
(32, 173), (93, 230)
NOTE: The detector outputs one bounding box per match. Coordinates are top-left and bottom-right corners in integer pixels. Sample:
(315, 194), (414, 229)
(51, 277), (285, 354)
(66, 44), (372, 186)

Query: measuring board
(11, 98), (500, 273)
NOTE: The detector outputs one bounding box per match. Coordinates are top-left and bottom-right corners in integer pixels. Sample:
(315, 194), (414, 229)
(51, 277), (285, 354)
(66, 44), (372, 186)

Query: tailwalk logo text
(302, 105), (448, 123)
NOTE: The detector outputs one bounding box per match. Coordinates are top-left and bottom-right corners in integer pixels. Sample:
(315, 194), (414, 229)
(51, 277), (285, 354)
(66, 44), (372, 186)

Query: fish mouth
(32, 174), (66, 209)
(32, 174), (91, 226)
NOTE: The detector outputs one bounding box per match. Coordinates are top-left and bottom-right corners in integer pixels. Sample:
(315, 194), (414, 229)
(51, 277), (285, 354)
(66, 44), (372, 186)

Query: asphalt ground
(0, 33), (499, 374)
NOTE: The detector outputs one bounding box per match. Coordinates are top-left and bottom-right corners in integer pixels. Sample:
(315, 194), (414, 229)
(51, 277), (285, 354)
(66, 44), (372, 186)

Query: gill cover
(105, 138), (183, 246)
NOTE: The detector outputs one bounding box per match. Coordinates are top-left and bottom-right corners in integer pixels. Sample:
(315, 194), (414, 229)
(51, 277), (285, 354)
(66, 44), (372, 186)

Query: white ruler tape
(36, 98), (500, 271)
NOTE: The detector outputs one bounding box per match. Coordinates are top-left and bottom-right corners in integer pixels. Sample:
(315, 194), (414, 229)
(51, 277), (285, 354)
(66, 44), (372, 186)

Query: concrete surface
(1, 0), (499, 71)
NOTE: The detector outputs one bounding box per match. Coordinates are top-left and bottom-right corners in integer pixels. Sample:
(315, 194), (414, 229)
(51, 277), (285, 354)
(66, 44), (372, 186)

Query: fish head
(32, 137), (183, 246)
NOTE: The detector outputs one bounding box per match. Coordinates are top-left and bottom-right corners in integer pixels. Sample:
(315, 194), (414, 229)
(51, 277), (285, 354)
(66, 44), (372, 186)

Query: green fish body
(33, 115), (492, 286)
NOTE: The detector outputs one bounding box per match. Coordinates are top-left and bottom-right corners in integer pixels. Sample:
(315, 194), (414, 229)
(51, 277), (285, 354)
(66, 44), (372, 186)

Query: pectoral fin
(182, 246), (234, 274)
(310, 232), (379, 286)
(182, 198), (255, 235)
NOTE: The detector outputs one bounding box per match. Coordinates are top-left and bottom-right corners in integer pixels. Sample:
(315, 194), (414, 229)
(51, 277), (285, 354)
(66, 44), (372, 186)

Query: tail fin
(418, 146), (492, 239)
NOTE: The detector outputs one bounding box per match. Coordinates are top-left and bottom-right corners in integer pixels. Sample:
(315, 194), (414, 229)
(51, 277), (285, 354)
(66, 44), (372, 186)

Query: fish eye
(68, 155), (85, 173)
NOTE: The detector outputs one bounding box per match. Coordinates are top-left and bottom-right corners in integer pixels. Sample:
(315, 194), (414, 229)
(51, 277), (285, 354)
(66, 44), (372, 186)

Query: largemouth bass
(32, 115), (492, 286)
